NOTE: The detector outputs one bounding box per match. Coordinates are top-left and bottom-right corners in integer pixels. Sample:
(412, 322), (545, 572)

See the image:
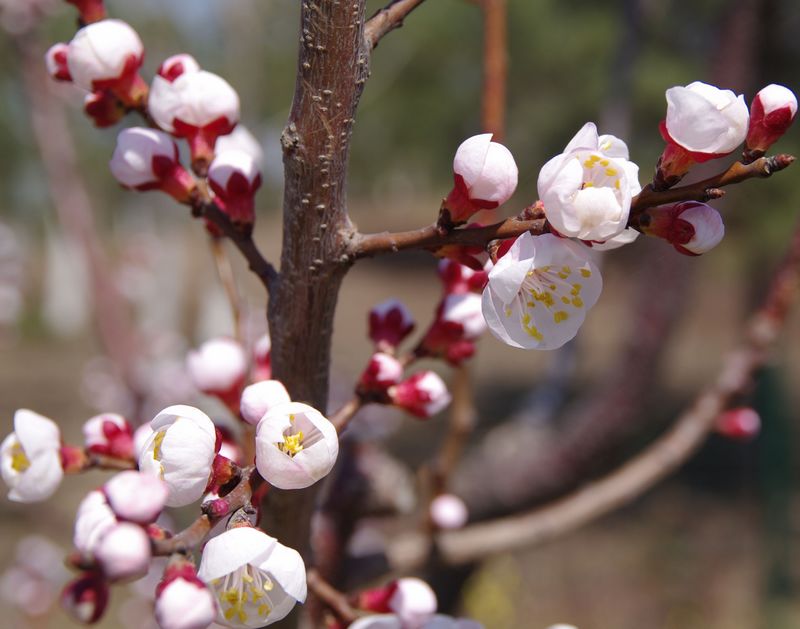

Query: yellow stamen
(554, 311), (569, 324)
(279, 431), (304, 457)
(10, 442), (30, 473)
(580, 268), (592, 278)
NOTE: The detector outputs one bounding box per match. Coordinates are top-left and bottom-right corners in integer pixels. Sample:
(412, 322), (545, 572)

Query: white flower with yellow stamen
(482, 233), (602, 351)
(0, 409), (63, 503)
(254, 402), (338, 490)
(538, 122), (641, 241)
(138, 405), (217, 507)
(197, 526), (306, 628)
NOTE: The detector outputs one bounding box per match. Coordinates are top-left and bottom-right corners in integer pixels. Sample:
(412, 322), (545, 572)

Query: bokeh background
(1, 0), (800, 627)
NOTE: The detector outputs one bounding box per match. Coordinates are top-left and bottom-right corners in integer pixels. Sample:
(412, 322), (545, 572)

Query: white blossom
(1, 409), (63, 503)
(149, 70), (240, 134)
(187, 338), (247, 396)
(104, 470), (168, 524)
(240, 380), (291, 426)
(66, 19), (143, 91)
(155, 576), (217, 629)
(110, 127), (180, 188)
(74, 489), (117, 553)
(94, 522), (151, 582)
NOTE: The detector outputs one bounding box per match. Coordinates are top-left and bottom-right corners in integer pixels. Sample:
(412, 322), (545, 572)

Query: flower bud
(253, 333), (272, 381)
(197, 525), (307, 628)
(67, 19), (147, 107)
(240, 380), (291, 426)
(45, 43), (71, 82)
(255, 402), (339, 490)
(1, 409), (63, 503)
(94, 522), (151, 582)
(444, 134), (518, 225)
(745, 84), (798, 161)
(429, 494), (468, 530)
(438, 260), (488, 295)
(155, 557), (217, 629)
(358, 352), (404, 395)
(417, 293), (486, 365)
(208, 150), (263, 226)
(656, 82), (749, 188)
(61, 572), (110, 625)
(139, 405), (217, 507)
(65, 0), (107, 24)
(74, 490), (117, 554)
(104, 470), (168, 524)
(82, 413), (134, 460)
(360, 578), (437, 627)
(148, 71), (240, 174)
(187, 337), (247, 409)
(83, 89), (125, 128)
(157, 53), (201, 83)
(639, 201), (724, 256)
(389, 372), (451, 418)
(369, 299), (415, 352)
(110, 127), (197, 203)
(716, 407), (760, 442)
(216, 125), (265, 167)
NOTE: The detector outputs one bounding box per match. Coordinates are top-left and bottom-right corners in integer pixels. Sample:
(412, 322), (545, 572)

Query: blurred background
(1, 0), (800, 627)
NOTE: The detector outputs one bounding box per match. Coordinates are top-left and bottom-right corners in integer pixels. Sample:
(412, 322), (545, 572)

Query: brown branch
(433, 365), (476, 493)
(152, 466), (260, 555)
(331, 397), (364, 434)
(209, 236), (243, 342)
(306, 568), (359, 625)
(481, 0), (507, 140)
(350, 154), (795, 259)
(387, 220), (800, 568)
(365, 0), (428, 49)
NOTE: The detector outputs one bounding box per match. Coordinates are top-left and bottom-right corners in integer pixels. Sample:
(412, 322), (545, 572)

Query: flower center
(9, 441), (30, 473)
(212, 564), (275, 625)
(279, 431), (304, 457)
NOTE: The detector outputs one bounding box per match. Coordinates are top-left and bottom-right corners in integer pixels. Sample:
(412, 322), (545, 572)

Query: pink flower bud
(360, 578), (437, 627)
(240, 380), (291, 426)
(1, 409), (63, 503)
(65, 0), (107, 24)
(429, 494), (468, 530)
(82, 413), (134, 460)
(640, 201), (724, 256)
(74, 490), (117, 554)
(67, 19), (147, 107)
(155, 569), (217, 629)
(745, 84), (797, 159)
(445, 134), (518, 225)
(45, 43), (71, 82)
(438, 260), (488, 295)
(157, 53), (201, 83)
(61, 572), (109, 625)
(369, 299), (415, 351)
(187, 338), (247, 409)
(253, 333), (272, 381)
(110, 127), (197, 203)
(148, 71), (240, 174)
(94, 522), (151, 582)
(716, 407), (760, 442)
(83, 89), (125, 128)
(208, 150), (263, 226)
(103, 470), (168, 524)
(418, 293), (486, 365)
(358, 352), (404, 394)
(389, 372), (451, 419)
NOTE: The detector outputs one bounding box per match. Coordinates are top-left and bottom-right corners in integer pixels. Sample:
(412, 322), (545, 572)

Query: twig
(386, 220), (800, 568)
(349, 154), (795, 259)
(365, 0), (428, 49)
(331, 397), (364, 434)
(481, 0), (507, 140)
(87, 453), (137, 471)
(306, 568), (359, 624)
(152, 466), (261, 555)
(434, 365), (476, 493)
(209, 236), (243, 342)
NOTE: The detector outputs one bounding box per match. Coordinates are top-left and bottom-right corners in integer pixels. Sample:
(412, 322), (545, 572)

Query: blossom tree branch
(306, 568), (359, 625)
(387, 220), (800, 569)
(481, 0), (508, 140)
(365, 0), (429, 49)
(348, 153), (795, 259)
(209, 236), (243, 341)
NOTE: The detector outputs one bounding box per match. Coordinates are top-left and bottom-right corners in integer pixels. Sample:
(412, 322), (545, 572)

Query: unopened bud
(83, 90), (125, 128)
(744, 84), (797, 161)
(716, 407), (760, 442)
(94, 522), (151, 582)
(82, 413), (134, 460)
(369, 299), (415, 352)
(640, 201), (724, 256)
(208, 150), (262, 226)
(389, 371), (451, 419)
(45, 43), (71, 82)
(61, 572), (109, 625)
(358, 352), (404, 395)
(157, 53), (201, 83)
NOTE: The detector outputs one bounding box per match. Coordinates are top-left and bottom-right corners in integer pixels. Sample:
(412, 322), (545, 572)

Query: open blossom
(149, 70), (241, 171)
(716, 407), (761, 442)
(139, 405), (217, 507)
(74, 490), (117, 554)
(358, 352), (404, 394)
(187, 337), (247, 409)
(444, 134), (518, 225)
(197, 526), (307, 628)
(45, 43), (71, 82)
(110, 127), (197, 203)
(369, 299), (415, 352)
(67, 19), (147, 107)
(157, 53), (201, 82)
(639, 201), (724, 255)
(155, 558), (217, 629)
(745, 84), (798, 158)
(94, 522), (151, 582)
(240, 380), (291, 426)
(417, 293), (486, 365)
(82, 413), (134, 460)
(61, 572), (110, 625)
(1, 409), (63, 503)
(104, 470), (168, 524)
(388, 371), (451, 418)
(208, 150), (263, 226)
(538, 122), (640, 242)
(255, 402), (339, 490)
(482, 233), (602, 351)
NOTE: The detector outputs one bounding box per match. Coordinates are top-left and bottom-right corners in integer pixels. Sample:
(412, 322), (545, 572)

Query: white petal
(197, 527), (276, 583)
(453, 134), (492, 188)
(563, 122), (599, 153)
(258, 542), (307, 603)
(14, 409), (60, 455)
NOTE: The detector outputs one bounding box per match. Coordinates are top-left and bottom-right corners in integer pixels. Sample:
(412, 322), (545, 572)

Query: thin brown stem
(365, 0), (428, 49)
(481, 0), (507, 140)
(349, 154), (795, 259)
(331, 397), (364, 434)
(434, 365), (476, 490)
(210, 236), (243, 342)
(306, 568), (359, 625)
